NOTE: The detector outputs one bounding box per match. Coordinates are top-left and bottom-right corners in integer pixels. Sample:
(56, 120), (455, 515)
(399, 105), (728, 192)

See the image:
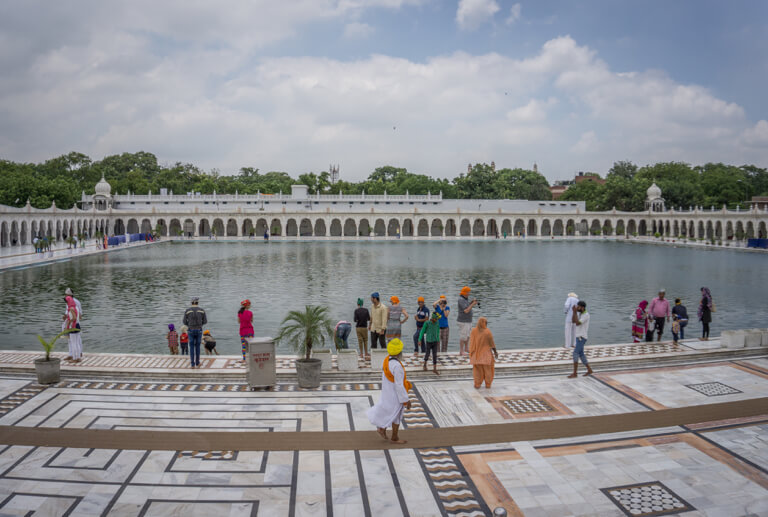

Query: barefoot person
(367, 338), (412, 444)
(563, 292), (579, 348)
(568, 301), (593, 378)
(469, 317), (499, 389)
(418, 312), (441, 374)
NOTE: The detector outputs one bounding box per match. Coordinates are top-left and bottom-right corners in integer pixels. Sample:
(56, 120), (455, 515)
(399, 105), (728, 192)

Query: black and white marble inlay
(501, 397), (555, 414)
(601, 481), (695, 516)
(685, 381), (742, 397)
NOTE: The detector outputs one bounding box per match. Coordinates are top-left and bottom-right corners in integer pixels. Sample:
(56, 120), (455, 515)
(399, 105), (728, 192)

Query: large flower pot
(34, 357), (61, 384)
(295, 358), (322, 389)
(311, 349), (333, 371)
(337, 349), (359, 371)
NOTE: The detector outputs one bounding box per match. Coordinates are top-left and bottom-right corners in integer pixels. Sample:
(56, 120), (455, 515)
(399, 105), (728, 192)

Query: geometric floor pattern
(0, 356), (765, 516)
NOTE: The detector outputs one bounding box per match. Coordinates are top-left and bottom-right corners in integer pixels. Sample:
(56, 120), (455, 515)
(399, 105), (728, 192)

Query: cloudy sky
(1, 0), (766, 182)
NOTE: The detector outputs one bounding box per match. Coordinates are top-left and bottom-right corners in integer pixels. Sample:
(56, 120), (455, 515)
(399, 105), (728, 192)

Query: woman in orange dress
(469, 317), (499, 389)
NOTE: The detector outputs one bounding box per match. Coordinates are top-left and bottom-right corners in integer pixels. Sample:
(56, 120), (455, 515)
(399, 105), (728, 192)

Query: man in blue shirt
(413, 297), (430, 356)
(433, 295), (451, 352)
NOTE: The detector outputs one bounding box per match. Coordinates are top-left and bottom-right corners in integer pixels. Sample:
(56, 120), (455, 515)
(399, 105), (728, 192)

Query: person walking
(366, 338), (412, 444)
(354, 298), (370, 359)
(238, 300), (254, 363)
(369, 292), (388, 349)
(412, 297), (430, 356)
(469, 316), (499, 389)
(386, 296), (409, 341)
(648, 289), (671, 341)
(183, 297), (207, 368)
(568, 301), (593, 378)
(418, 312), (441, 374)
(564, 292), (579, 348)
(457, 286), (478, 356)
(671, 298), (689, 340)
(433, 295), (451, 352)
(698, 287), (714, 341)
(632, 300), (649, 343)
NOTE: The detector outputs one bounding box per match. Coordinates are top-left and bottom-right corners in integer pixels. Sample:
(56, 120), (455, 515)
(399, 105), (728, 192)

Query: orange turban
(460, 286), (471, 296)
(390, 295), (400, 304)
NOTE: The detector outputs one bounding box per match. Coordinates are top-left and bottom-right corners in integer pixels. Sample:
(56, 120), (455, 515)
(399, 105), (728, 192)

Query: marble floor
(0, 356), (765, 516)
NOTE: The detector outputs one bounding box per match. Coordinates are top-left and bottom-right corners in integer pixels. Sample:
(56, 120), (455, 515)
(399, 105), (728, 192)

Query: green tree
(607, 160), (637, 180)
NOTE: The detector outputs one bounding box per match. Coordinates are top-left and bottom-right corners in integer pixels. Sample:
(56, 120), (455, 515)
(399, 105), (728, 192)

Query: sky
(0, 0), (766, 183)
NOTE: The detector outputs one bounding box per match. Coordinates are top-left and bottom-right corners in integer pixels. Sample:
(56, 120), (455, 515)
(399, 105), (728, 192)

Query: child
(203, 329), (219, 355)
(166, 324), (179, 355)
(418, 312), (442, 375)
(179, 325), (189, 355)
(671, 314), (681, 345)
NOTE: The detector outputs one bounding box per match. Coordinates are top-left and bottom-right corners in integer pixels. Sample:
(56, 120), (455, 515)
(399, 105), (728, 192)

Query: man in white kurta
(563, 292), (579, 349)
(367, 338), (411, 443)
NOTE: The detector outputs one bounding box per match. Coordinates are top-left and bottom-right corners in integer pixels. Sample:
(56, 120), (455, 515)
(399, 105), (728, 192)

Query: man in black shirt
(671, 298), (689, 340)
(183, 297), (207, 368)
(353, 298), (370, 359)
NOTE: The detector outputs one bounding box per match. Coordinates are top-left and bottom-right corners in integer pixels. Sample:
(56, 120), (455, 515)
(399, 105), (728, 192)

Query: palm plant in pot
(35, 329), (75, 384)
(274, 305), (334, 388)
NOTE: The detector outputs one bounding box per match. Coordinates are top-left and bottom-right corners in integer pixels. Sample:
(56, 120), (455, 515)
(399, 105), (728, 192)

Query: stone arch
(725, 221), (733, 240)
(314, 219), (327, 237)
(183, 219), (195, 236)
(501, 219), (512, 236)
(47, 220), (54, 238)
(565, 219), (576, 236)
(242, 219), (254, 237)
(169, 219), (182, 236)
(578, 219), (589, 236)
(211, 218), (225, 236)
(113, 219), (124, 235)
(358, 219), (371, 236)
(299, 218), (313, 236)
(198, 219), (210, 236)
(255, 218), (268, 236)
(0, 222), (8, 247)
(735, 221), (745, 240)
(429, 219), (442, 237)
(705, 220), (713, 240)
(141, 218), (152, 234)
(343, 218), (356, 237)
(527, 219), (537, 236)
(553, 219), (564, 236)
(616, 219), (625, 235)
(10, 221), (19, 245)
(126, 219), (139, 234)
(31, 221), (38, 239)
(226, 218), (238, 236)
(374, 219), (386, 237)
(21, 221), (29, 244)
(715, 221), (722, 239)
(486, 219), (499, 237)
(637, 220), (647, 236)
(664, 220), (671, 236)
(286, 219), (298, 237)
(417, 219), (430, 237)
(603, 219), (613, 236)
(459, 219), (471, 237)
(444, 219), (456, 237)
(156, 219), (168, 236)
(330, 218), (342, 237)
(540, 219), (551, 236)
(513, 219), (525, 236)
(402, 219), (414, 237)
(270, 218), (282, 236)
(759, 221), (767, 238)
(472, 219), (484, 236)
(590, 219), (601, 235)
(696, 221), (705, 239)
(387, 218), (400, 237)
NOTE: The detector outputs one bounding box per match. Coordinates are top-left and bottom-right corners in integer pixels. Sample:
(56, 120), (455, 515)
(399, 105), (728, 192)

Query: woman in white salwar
(63, 296), (83, 362)
(367, 338), (412, 444)
(563, 292), (579, 349)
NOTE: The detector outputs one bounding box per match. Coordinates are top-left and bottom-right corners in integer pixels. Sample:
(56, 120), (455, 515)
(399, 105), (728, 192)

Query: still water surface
(2, 241), (766, 354)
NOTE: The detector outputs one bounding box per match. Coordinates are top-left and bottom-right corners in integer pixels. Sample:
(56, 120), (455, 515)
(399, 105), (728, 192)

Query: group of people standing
(631, 287), (714, 344)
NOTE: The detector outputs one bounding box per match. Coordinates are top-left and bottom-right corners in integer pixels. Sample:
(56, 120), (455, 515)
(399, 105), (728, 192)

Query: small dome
(94, 175), (111, 197)
(646, 182), (661, 200)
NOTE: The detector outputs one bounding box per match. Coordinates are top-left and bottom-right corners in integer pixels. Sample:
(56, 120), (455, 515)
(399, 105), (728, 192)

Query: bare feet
(583, 370), (593, 376)
(433, 368), (440, 375)
(65, 356), (72, 360)
(567, 373), (577, 378)
(423, 364), (428, 371)
(390, 437), (407, 444)
(377, 428), (388, 441)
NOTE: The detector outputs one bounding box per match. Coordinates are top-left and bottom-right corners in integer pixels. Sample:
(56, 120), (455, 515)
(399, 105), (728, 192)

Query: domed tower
(645, 182), (665, 212)
(93, 174), (113, 210)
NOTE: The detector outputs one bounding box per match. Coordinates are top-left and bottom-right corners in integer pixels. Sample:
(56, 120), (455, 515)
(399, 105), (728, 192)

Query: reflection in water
(2, 241), (766, 355)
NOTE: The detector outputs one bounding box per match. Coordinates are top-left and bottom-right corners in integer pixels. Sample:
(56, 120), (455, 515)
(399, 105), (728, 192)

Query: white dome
(94, 175), (111, 197)
(646, 182), (662, 200)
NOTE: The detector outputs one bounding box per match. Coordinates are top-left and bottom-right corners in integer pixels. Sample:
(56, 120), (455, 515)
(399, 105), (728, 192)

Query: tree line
(0, 151), (765, 211)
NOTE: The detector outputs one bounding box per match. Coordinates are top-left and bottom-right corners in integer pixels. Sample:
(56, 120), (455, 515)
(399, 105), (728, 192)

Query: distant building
(549, 172), (605, 199)
(750, 196), (768, 210)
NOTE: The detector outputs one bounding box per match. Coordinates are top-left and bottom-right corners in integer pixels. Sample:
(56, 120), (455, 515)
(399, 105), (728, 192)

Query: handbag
(711, 302), (716, 313)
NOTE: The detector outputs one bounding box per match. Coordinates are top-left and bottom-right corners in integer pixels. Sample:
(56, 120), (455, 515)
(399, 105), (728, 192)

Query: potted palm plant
(34, 329), (75, 384)
(274, 305), (334, 388)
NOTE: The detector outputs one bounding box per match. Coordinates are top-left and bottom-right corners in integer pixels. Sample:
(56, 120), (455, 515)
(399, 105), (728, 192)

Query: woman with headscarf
(469, 317), (499, 389)
(63, 295), (82, 363)
(385, 296), (409, 341)
(238, 299), (254, 363)
(698, 287), (713, 341)
(632, 300), (649, 343)
(367, 338), (412, 444)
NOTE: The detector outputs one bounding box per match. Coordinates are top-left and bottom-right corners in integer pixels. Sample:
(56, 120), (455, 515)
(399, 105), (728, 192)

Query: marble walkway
(0, 353), (766, 516)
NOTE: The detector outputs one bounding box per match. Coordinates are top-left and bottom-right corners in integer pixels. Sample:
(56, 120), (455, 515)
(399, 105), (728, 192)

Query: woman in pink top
(238, 299), (254, 362)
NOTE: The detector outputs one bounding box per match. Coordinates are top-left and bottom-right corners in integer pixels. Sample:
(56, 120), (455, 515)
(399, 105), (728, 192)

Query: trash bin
(247, 337), (276, 390)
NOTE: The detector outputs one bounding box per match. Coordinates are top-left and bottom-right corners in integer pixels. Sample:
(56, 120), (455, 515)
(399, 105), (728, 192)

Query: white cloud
(343, 22), (375, 39)
(571, 131), (599, 154)
(456, 0), (500, 30)
(743, 120), (768, 147)
(506, 3), (522, 25)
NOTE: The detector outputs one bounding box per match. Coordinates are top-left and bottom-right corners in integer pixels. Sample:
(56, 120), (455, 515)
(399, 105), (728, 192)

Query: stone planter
(337, 349), (359, 371)
(745, 329), (763, 347)
(370, 349), (388, 371)
(34, 357), (61, 384)
(760, 328), (768, 347)
(295, 358), (322, 389)
(311, 348), (333, 371)
(721, 330), (745, 349)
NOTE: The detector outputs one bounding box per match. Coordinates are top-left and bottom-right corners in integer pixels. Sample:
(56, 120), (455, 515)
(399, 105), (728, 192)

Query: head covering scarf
(371, 292), (380, 300)
(168, 324), (175, 331)
(636, 300), (648, 326)
(698, 287), (713, 319)
(240, 299), (251, 307)
(203, 330), (211, 336)
(390, 295), (400, 305)
(387, 338), (404, 356)
(469, 317), (495, 364)
(357, 298), (364, 306)
(460, 286), (471, 296)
